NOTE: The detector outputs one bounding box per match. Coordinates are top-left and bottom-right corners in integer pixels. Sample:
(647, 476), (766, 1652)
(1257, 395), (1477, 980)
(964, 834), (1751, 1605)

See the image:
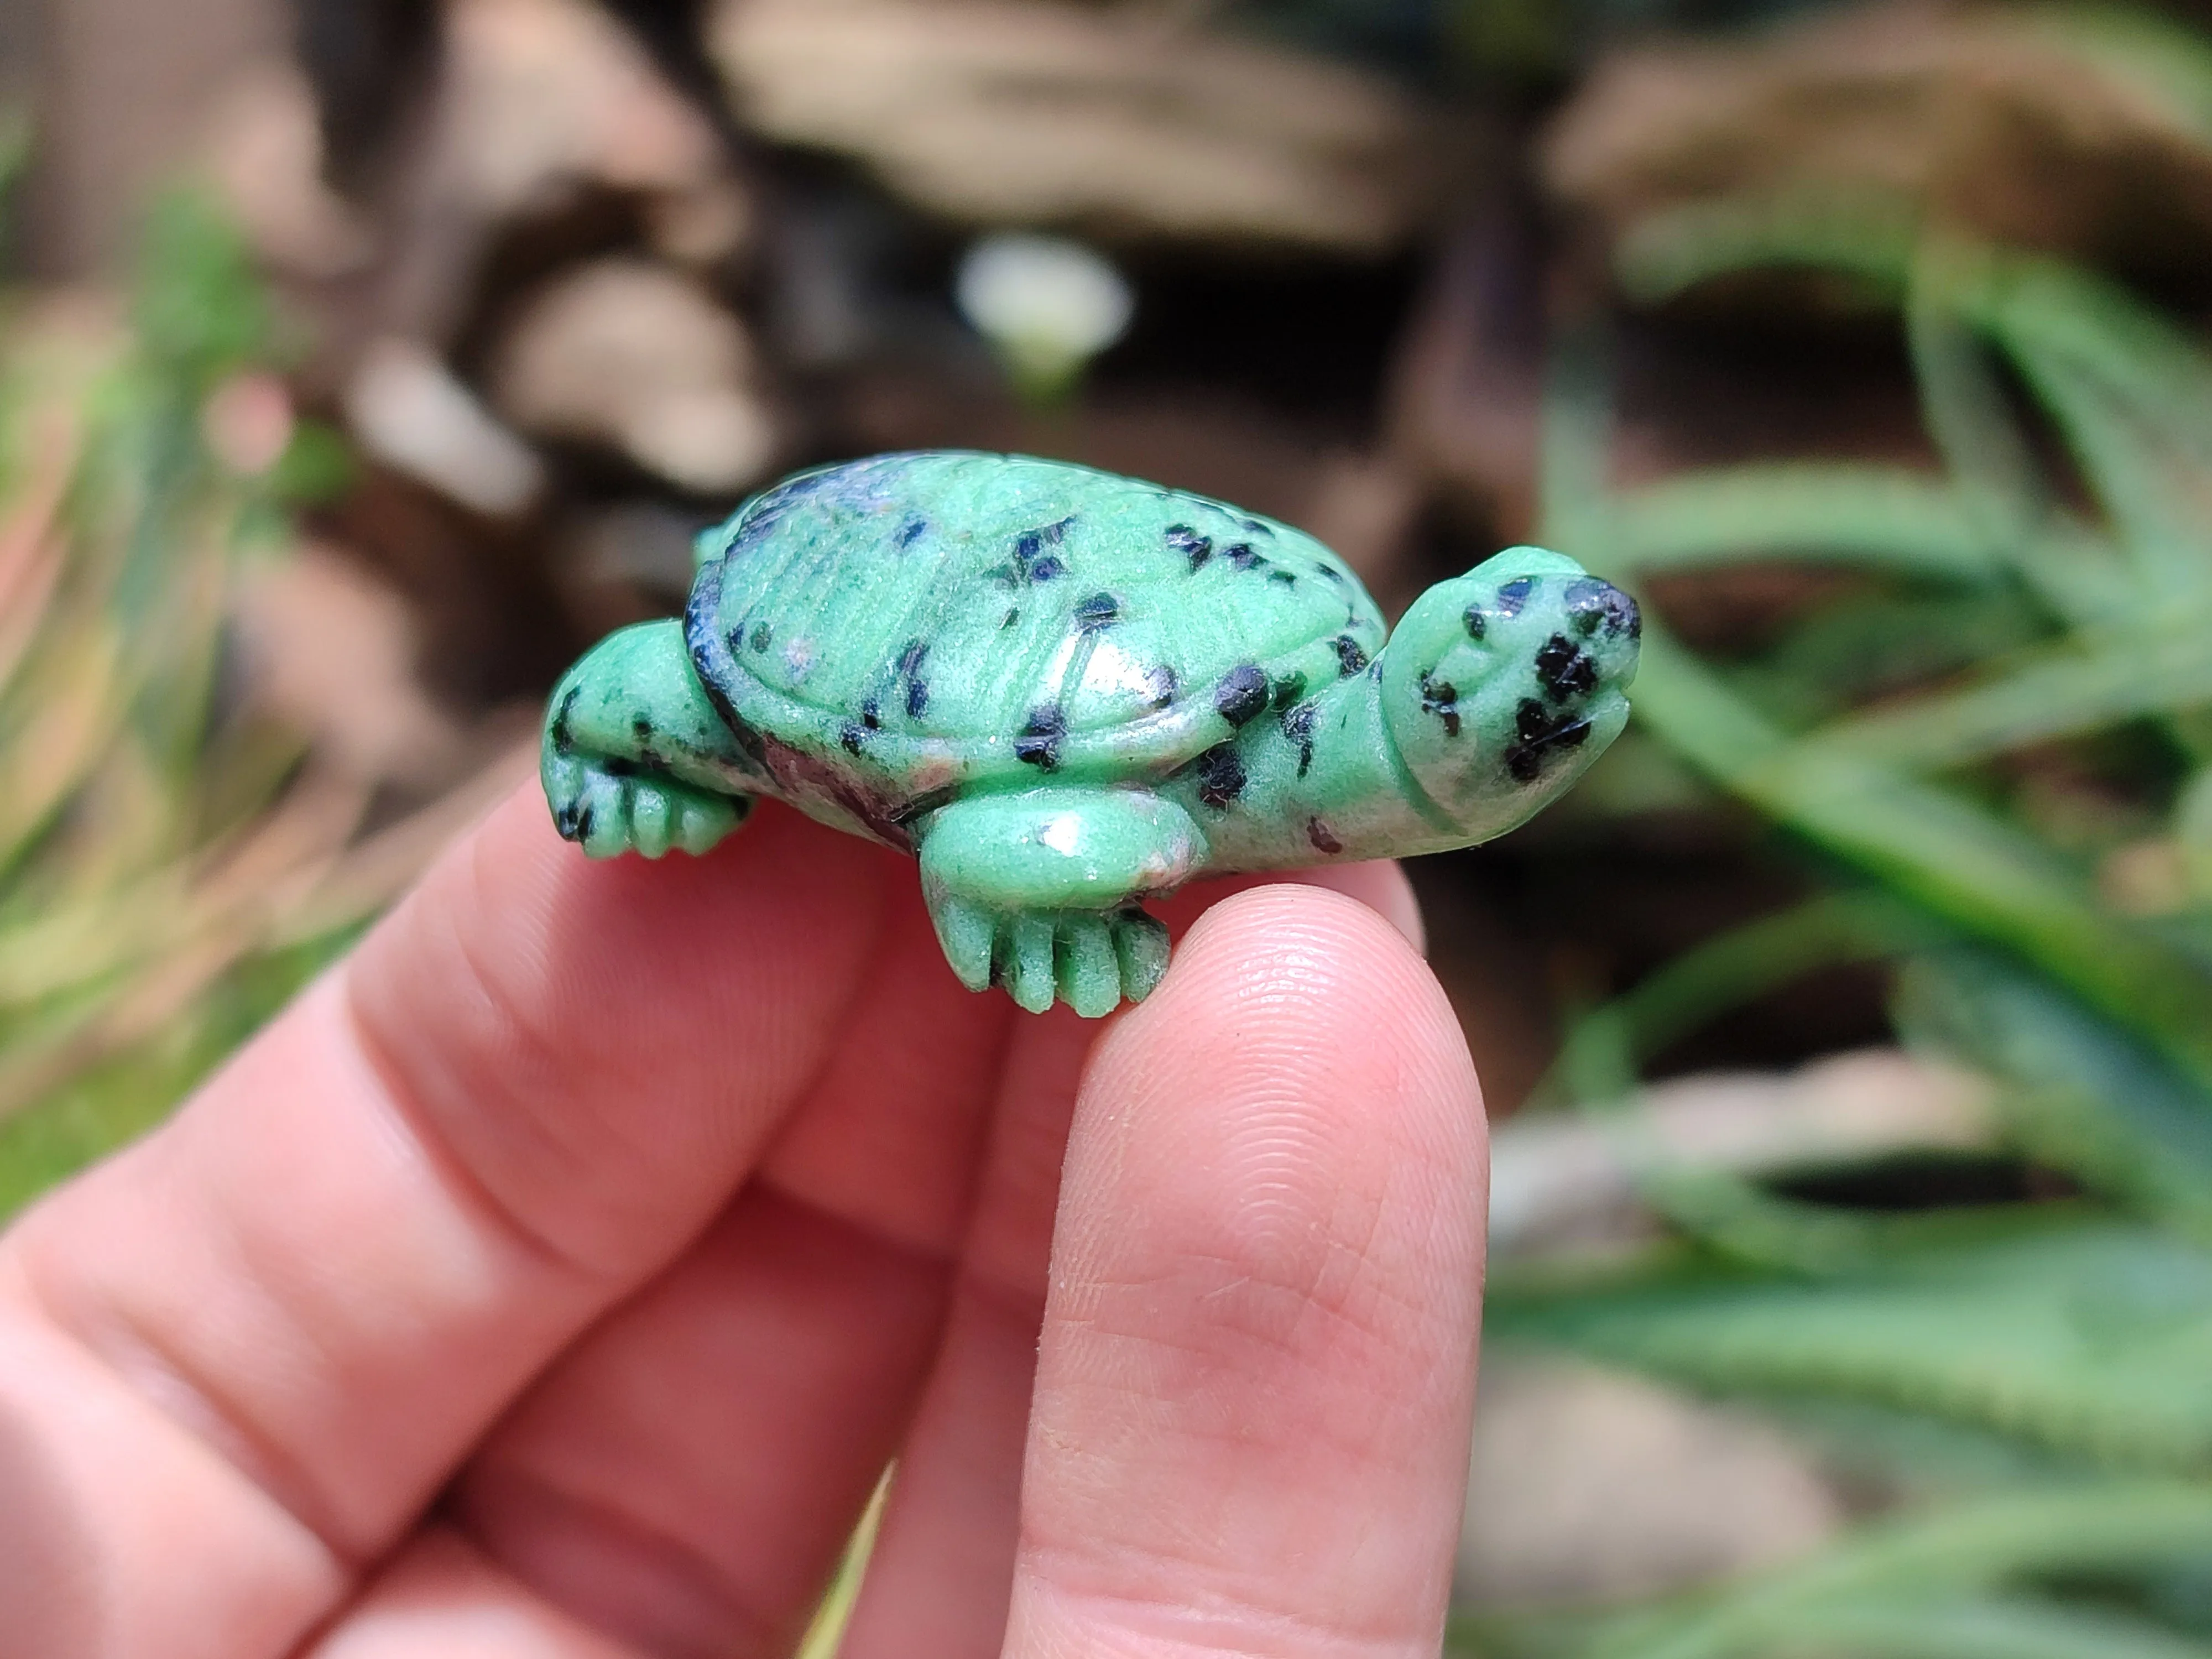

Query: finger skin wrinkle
(455, 1180), (954, 1659)
(2, 980), (596, 1566)
(754, 1171), (1058, 1337)
(1013, 1572), (1441, 1659)
(348, 797), (893, 1284)
(353, 852), (645, 1283)
(755, 1172), (962, 1282)
(1115, 1234), (1434, 1403)
(753, 885), (1018, 1264)
(5, 1238), (376, 1577)
(306, 1527), (655, 1659)
(1045, 1261), (1436, 1481)
(455, 1460), (777, 1659)
(0, 1269), (348, 1659)
(342, 984), (609, 1290)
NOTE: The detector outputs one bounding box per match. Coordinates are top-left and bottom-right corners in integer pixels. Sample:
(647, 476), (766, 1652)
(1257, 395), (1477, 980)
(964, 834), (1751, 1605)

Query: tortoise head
(1379, 546), (1639, 841)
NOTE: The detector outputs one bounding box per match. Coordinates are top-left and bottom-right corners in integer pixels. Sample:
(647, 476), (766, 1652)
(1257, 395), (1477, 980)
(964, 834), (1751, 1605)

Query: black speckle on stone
(860, 696), (881, 731)
(1495, 577), (1534, 618)
(749, 620), (773, 652)
(630, 713), (654, 742)
(895, 640), (932, 717)
(557, 801), (593, 842)
(1535, 633), (1599, 701)
(1271, 670), (1308, 712)
(1463, 605), (1486, 640)
(1001, 608), (1020, 629)
(1421, 674), (1462, 738)
(1505, 697), (1592, 782)
(898, 517), (927, 547)
(839, 723), (867, 756)
(1224, 542), (1264, 572)
(1008, 519), (1074, 585)
(1014, 517), (1073, 558)
(1145, 664), (1179, 708)
(1074, 591), (1122, 631)
(1215, 664), (1270, 726)
(1242, 517), (1275, 538)
(1334, 634), (1370, 676)
(1306, 817), (1343, 855)
(1191, 742), (1248, 810)
(1565, 576), (1641, 640)
(601, 757), (639, 778)
(1281, 702), (1317, 776)
(550, 686), (580, 755)
(1316, 564), (1347, 585)
(1015, 705), (1067, 770)
(1266, 567), (1298, 586)
(1167, 524), (1213, 571)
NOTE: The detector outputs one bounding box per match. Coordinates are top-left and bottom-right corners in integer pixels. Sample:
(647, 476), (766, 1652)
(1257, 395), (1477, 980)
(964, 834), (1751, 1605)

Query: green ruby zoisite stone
(542, 451), (1640, 1014)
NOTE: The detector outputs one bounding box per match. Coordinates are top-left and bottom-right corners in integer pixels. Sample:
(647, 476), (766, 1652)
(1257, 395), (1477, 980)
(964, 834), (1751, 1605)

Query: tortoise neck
(1191, 659), (1464, 875)
(1323, 659), (1466, 860)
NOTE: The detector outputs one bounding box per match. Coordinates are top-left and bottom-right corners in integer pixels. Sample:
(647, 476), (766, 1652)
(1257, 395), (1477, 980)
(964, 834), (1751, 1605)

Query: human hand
(0, 787), (1486, 1658)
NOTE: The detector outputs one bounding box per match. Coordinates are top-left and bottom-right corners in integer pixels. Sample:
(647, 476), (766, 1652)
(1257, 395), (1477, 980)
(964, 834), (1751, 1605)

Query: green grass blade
(1629, 622), (2212, 1088)
(1614, 191), (1919, 307)
(1759, 1597), (2212, 1659)
(1494, 1226), (2212, 1469)
(1604, 465), (2004, 583)
(1907, 246), (2049, 565)
(1804, 623), (2212, 770)
(1541, 327), (1619, 554)
(1584, 1488), (2212, 1659)
(1963, 254), (2212, 608)
(1897, 949), (2212, 1239)
(1551, 890), (1940, 1107)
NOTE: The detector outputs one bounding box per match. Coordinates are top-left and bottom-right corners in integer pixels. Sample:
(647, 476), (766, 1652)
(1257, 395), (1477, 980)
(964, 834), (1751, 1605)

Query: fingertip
(1149, 859), (1426, 959)
(1013, 883), (1487, 1659)
(1136, 879), (1468, 1124)
(1077, 875), (1489, 1361)
(1278, 858), (1426, 956)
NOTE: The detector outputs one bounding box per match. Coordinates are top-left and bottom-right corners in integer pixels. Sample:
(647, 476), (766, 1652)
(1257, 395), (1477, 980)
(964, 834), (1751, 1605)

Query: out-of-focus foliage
(1459, 145), (2212, 1653)
(0, 194), (478, 1217)
(1546, 1), (2212, 279)
(1229, 0), (1840, 84)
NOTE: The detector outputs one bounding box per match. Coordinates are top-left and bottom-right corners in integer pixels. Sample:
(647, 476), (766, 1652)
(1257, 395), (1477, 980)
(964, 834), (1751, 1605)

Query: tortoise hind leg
(542, 620), (760, 858)
(915, 789), (1205, 1015)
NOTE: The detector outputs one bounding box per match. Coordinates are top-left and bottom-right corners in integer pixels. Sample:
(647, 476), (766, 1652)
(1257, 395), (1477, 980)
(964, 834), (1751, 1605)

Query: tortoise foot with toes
(542, 451), (1640, 1014)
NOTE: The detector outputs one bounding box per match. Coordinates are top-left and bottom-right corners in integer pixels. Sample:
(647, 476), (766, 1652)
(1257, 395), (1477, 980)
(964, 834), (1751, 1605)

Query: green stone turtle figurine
(542, 451), (1639, 1015)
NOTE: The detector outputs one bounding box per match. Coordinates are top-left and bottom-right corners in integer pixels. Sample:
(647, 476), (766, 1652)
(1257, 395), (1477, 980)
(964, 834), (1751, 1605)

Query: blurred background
(7, 0), (2212, 1651)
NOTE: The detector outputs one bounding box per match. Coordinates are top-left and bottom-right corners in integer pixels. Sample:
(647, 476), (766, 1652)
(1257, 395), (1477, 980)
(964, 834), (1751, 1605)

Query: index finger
(0, 789), (899, 1652)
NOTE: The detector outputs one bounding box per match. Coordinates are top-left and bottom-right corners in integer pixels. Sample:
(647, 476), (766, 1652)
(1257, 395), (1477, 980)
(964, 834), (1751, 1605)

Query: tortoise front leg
(914, 788), (1207, 1015)
(541, 619), (761, 858)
